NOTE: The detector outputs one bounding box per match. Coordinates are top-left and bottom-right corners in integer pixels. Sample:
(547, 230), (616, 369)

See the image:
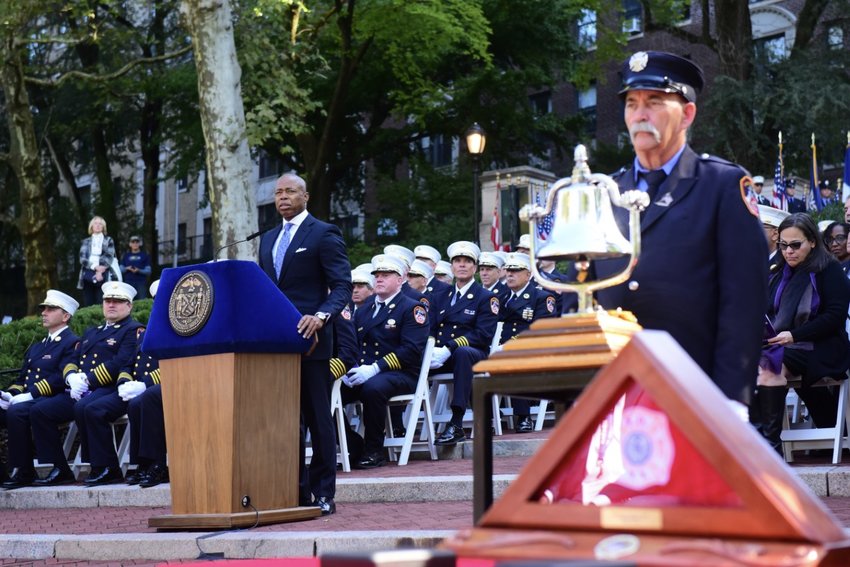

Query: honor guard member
(786, 179), (806, 213)
(758, 204), (789, 266)
(342, 255), (429, 468)
(496, 253), (558, 432)
(258, 172), (351, 515)
(351, 269), (375, 312)
(430, 241), (499, 445)
(0, 291), (80, 489)
(434, 260), (454, 285)
(414, 245), (441, 269)
(415, 246), (452, 300)
(407, 259), (434, 293)
(383, 245), (429, 310)
(29, 282), (142, 486)
(478, 252), (509, 303)
(588, 51), (767, 406)
(493, 251), (509, 284)
(121, 280), (167, 488)
(752, 176), (771, 206)
(516, 234), (531, 255)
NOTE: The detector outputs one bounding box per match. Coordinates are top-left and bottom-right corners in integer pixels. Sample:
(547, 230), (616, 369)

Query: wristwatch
(315, 312), (330, 323)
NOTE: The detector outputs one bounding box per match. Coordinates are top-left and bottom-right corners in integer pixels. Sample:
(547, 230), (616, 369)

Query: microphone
(214, 229), (265, 260)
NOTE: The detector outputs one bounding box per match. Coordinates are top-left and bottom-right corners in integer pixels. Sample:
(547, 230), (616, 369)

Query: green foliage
(810, 202), (846, 226)
(0, 299), (153, 390)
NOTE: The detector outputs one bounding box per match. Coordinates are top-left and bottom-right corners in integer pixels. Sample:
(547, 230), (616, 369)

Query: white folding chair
(781, 376), (850, 464)
(71, 414), (132, 477)
(34, 421), (78, 474)
(330, 378), (351, 472)
(384, 337), (438, 465)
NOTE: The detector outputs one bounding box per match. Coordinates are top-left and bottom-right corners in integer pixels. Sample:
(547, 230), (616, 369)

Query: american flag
(491, 175), (501, 250)
(772, 155), (787, 211)
(535, 186), (554, 241)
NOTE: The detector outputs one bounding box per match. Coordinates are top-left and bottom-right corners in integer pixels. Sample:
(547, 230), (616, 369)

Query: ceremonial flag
(772, 155), (787, 211)
(811, 136), (823, 211)
(843, 134), (850, 202)
(491, 176), (502, 250)
(535, 185), (554, 241)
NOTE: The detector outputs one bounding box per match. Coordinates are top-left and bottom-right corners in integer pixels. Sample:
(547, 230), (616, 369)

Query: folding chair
(71, 415), (132, 477)
(330, 378), (351, 472)
(781, 375), (850, 464)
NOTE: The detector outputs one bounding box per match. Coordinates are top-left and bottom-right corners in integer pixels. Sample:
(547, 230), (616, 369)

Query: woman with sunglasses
(756, 213), (850, 455)
(822, 221), (850, 268)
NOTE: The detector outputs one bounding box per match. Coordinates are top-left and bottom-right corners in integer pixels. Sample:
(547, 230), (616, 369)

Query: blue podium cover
(142, 260), (313, 360)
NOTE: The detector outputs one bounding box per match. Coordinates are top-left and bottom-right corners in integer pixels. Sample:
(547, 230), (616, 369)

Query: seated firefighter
(341, 254), (429, 469)
(30, 281), (142, 486)
(0, 290), (80, 489)
(495, 253), (558, 432)
(429, 241), (499, 446)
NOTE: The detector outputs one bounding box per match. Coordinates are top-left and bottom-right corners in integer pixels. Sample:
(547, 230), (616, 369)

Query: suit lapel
(641, 146), (698, 232)
(278, 215), (314, 283)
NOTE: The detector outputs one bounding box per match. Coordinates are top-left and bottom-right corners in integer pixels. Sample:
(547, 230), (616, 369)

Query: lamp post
(465, 123), (486, 247)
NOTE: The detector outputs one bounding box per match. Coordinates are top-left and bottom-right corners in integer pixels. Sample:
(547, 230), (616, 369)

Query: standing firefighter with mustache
(581, 51), (767, 414)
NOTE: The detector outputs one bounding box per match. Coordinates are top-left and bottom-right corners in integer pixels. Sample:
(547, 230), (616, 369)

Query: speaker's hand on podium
(297, 314), (324, 339)
(346, 363), (379, 386)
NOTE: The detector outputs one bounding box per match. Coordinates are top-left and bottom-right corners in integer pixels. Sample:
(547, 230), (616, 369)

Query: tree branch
(14, 36), (83, 47)
(24, 44), (193, 88)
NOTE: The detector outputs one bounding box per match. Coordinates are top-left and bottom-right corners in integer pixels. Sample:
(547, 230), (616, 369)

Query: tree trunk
(181, 0), (257, 259)
(0, 37), (58, 312)
(140, 96), (162, 271)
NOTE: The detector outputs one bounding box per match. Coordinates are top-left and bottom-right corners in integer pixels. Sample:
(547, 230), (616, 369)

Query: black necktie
(506, 293), (516, 306)
(451, 290), (461, 306)
(640, 169), (668, 205)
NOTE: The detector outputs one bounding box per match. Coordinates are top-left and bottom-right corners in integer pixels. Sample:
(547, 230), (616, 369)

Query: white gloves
(10, 392), (33, 405)
(343, 363), (380, 387)
(67, 372), (90, 401)
(0, 391), (11, 411)
(429, 346), (451, 369)
(118, 381), (147, 401)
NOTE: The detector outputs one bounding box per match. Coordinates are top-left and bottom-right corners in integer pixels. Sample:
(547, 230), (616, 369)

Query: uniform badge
(490, 297), (500, 315)
(546, 296), (556, 313)
(464, 309), (476, 315)
(466, 293), (474, 299)
(389, 304), (396, 310)
(522, 307), (534, 321)
(341, 305), (352, 320)
(106, 338), (117, 346)
(53, 335), (62, 342)
(739, 175), (759, 218)
(42, 354), (52, 359)
(386, 319), (397, 328)
(629, 51), (648, 72)
(413, 305), (427, 325)
(523, 293), (530, 299)
(420, 297), (430, 309)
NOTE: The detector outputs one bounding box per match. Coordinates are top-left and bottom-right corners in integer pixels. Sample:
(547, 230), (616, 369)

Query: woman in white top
(77, 216), (117, 306)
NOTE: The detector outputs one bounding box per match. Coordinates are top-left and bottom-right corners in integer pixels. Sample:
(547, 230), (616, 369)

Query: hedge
(0, 299), (153, 390)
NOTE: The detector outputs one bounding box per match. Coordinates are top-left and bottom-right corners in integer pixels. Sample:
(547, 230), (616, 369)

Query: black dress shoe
(515, 416), (534, 434)
(354, 452), (386, 469)
(125, 467), (147, 485)
(33, 467), (76, 487)
(314, 496), (336, 515)
(84, 467), (124, 486)
(139, 464), (169, 488)
(2, 468), (36, 490)
(435, 423), (465, 445)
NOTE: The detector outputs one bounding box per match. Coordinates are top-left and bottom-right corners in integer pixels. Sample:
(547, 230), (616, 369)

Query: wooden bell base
(474, 310), (642, 375)
(149, 506), (321, 530)
(443, 527), (850, 566)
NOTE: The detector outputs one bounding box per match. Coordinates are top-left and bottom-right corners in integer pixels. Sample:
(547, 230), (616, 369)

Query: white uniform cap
(38, 290), (79, 316)
(757, 205), (789, 228)
(753, 175), (765, 185)
(371, 254), (406, 276)
(504, 252), (532, 271)
(447, 240), (480, 262)
(383, 245), (415, 270)
(435, 260), (453, 277)
(414, 245), (441, 264)
(818, 220), (834, 234)
(517, 233), (531, 251)
(101, 281), (137, 302)
(493, 251), (508, 263)
(149, 280), (160, 298)
(408, 259), (435, 279)
(352, 270), (375, 288)
(355, 263), (374, 274)
(478, 252), (504, 269)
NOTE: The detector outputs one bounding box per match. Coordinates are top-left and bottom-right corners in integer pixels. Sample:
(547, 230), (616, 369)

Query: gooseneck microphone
(214, 229), (266, 260)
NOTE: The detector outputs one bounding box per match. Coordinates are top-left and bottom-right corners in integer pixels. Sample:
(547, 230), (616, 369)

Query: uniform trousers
(434, 346), (487, 411)
(127, 385), (166, 466)
(341, 371), (417, 453)
(299, 359), (336, 500)
(30, 393), (76, 469)
(0, 399), (41, 469)
(73, 388), (128, 469)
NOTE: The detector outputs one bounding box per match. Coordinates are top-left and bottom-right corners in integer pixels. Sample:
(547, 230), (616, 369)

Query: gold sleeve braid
(381, 352), (401, 371)
(329, 358), (347, 380)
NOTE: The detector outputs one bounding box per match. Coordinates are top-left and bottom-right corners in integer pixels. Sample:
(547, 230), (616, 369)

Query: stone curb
(0, 531), (455, 561)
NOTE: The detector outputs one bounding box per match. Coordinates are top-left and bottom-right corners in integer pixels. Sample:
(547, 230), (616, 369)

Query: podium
(142, 261), (321, 529)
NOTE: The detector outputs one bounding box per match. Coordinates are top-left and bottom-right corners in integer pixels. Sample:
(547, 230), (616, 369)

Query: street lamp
(465, 123), (486, 247)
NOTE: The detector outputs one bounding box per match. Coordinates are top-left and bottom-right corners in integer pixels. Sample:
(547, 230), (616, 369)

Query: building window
(577, 9), (596, 49)
(754, 33), (788, 66)
(530, 91), (552, 116)
(177, 223), (187, 256)
(828, 26), (844, 49)
(258, 203), (279, 232)
(258, 150), (283, 179)
(622, 0), (643, 35)
(422, 135), (453, 169)
(202, 217), (212, 260)
(578, 85), (597, 134)
(176, 176), (189, 193)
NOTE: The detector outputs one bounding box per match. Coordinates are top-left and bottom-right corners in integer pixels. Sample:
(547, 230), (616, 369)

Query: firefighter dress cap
(435, 261), (453, 277)
(414, 245), (441, 264)
(101, 281), (137, 302)
(38, 290), (79, 316)
(352, 270), (375, 288)
(447, 241), (481, 263)
(478, 252), (505, 269)
(619, 51), (704, 103)
(757, 205), (789, 229)
(504, 253), (532, 271)
(371, 255), (406, 276)
(383, 245), (415, 270)
(408, 259), (435, 279)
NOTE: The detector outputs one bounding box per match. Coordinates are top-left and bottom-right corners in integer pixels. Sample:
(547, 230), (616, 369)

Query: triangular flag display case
(446, 331), (850, 565)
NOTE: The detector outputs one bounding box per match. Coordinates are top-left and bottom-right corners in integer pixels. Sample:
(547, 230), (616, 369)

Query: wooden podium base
(474, 309), (642, 375)
(149, 506), (321, 530)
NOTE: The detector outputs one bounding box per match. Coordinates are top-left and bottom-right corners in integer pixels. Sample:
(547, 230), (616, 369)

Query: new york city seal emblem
(168, 271), (214, 336)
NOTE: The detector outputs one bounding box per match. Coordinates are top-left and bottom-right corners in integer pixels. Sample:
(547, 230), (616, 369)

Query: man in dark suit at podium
(259, 172), (352, 515)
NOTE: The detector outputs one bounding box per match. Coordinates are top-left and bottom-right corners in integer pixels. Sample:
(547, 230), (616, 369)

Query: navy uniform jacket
(787, 198), (806, 214)
(499, 285), (558, 344)
(431, 282), (499, 352)
(354, 294), (430, 377)
(329, 305), (359, 379)
(258, 214), (352, 360)
(117, 328), (160, 388)
(63, 316), (142, 389)
(7, 328), (79, 398)
(592, 146), (767, 402)
(423, 278), (452, 305)
(485, 282), (511, 305)
(401, 281), (430, 311)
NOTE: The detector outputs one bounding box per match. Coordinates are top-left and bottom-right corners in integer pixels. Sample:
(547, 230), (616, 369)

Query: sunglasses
(825, 234), (848, 245)
(778, 240), (806, 252)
